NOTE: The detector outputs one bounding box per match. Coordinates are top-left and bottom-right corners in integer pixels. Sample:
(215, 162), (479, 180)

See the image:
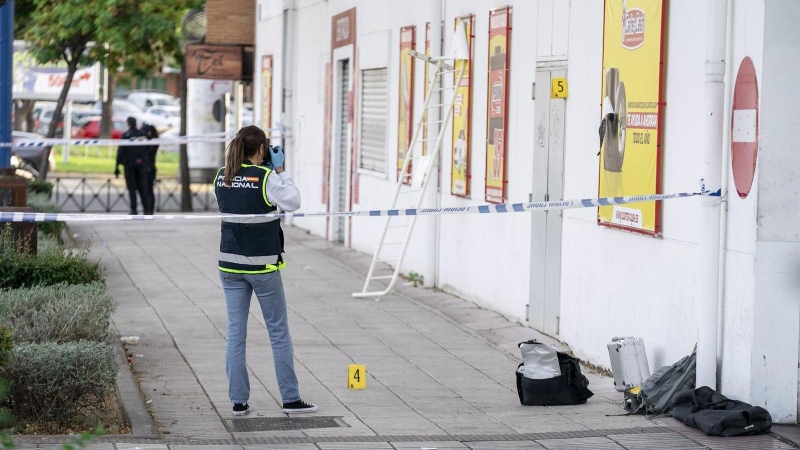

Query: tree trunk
(24, 100), (35, 132)
(43, 55), (81, 179)
(100, 73), (116, 138)
(13, 100), (35, 132)
(179, 64), (192, 212)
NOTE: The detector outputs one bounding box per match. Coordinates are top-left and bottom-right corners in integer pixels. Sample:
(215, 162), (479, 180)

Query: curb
(113, 330), (158, 438)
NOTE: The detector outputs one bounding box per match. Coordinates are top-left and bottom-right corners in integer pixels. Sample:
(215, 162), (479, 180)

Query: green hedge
(26, 179), (53, 197)
(0, 326), (12, 368)
(0, 283), (115, 344)
(25, 191), (65, 237)
(0, 226), (103, 289)
(3, 341), (117, 423)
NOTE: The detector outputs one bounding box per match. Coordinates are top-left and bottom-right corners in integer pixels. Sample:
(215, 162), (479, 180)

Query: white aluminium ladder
(352, 49), (466, 299)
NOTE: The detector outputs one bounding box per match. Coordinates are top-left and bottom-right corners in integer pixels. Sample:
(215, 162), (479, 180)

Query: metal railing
(53, 177), (217, 213)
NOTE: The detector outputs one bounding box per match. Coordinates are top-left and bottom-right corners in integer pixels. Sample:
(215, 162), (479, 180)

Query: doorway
(529, 68), (567, 336)
(333, 58), (351, 243)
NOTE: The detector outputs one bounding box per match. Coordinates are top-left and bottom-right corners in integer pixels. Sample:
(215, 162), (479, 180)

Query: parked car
(127, 90), (179, 110)
(35, 109), (101, 138)
(74, 116), (128, 139)
(91, 99), (144, 123)
(10, 131), (55, 179)
(142, 105), (181, 130)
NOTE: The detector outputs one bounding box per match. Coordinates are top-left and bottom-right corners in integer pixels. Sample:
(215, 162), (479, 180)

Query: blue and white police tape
(0, 190), (718, 223)
(0, 128), (290, 148)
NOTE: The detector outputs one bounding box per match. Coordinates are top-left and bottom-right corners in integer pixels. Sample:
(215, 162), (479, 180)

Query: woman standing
(214, 125), (316, 416)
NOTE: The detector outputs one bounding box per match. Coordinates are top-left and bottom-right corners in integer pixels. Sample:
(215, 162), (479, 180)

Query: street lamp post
(0, 0), (14, 169)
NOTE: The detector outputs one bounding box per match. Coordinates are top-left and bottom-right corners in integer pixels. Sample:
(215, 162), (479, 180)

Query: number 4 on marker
(348, 364), (366, 389)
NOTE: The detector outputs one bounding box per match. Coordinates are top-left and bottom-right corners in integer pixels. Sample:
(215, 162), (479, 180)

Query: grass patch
(52, 146), (179, 176)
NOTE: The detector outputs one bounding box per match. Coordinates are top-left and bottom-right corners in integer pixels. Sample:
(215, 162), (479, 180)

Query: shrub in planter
(0, 326), (12, 367)
(0, 283), (115, 344)
(26, 179), (53, 198)
(0, 226), (103, 289)
(25, 191), (64, 237)
(3, 341), (117, 423)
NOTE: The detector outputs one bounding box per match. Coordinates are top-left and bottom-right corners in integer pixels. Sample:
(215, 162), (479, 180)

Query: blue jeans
(219, 270), (300, 405)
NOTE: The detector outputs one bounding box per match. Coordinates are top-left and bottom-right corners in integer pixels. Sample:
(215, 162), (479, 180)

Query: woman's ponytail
(223, 136), (245, 186)
(221, 126), (268, 187)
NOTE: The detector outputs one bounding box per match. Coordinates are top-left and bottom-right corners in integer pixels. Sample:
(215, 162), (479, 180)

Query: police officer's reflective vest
(214, 163), (286, 274)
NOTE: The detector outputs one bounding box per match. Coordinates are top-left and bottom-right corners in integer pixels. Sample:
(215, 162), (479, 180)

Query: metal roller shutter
(360, 68), (388, 173)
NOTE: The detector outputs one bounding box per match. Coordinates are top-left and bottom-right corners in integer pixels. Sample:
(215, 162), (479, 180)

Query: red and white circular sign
(731, 57), (759, 199)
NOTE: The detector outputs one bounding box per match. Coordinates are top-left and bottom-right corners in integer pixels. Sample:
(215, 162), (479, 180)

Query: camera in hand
(260, 145), (273, 167)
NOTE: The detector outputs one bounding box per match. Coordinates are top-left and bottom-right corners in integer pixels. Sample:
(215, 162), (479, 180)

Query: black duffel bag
(516, 341), (594, 406)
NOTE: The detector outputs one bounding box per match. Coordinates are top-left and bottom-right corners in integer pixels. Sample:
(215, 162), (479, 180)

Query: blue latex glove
(270, 145), (285, 168)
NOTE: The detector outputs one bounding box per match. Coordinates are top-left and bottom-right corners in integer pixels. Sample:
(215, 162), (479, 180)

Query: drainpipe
(697, 0), (729, 390)
(281, 1), (296, 152)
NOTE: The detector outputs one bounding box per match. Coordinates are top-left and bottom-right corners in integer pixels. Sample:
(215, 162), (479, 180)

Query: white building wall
(434, 0), (537, 321)
(254, 0), (791, 415)
(559, 0), (765, 407)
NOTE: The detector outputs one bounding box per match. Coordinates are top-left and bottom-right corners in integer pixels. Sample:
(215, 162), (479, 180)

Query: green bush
(0, 226), (103, 289)
(0, 326), (12, 368)
(0, 283), (115, 344)
(25, 179), (53, 198)
(37, 231), (62, 254)
(25, 191), (65, 237)
(3, 341), (117, 423)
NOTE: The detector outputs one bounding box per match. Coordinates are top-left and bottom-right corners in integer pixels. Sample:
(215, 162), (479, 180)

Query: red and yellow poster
(451, 15), (474, 197)
(599, 0), (666, 233)
(422, 22), (431, 157)
(322, 62), (332, 204)
(485, 7), (511, 204)
(261, 55), (273, 136)
(397, 26), (415, 182)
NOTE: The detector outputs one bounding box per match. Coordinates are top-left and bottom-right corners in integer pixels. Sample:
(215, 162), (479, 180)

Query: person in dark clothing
(141, 123), (159, 214)
(115, 117), (151, 215)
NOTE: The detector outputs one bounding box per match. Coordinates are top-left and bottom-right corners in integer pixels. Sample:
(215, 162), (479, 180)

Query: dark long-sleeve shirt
(116, 128), (146, 166)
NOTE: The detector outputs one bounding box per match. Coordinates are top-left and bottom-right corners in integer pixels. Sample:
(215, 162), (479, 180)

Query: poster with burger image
(598, 0), (666, 234)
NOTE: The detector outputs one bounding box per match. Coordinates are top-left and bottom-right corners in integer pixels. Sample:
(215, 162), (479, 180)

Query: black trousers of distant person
(124, 160), (152, 215)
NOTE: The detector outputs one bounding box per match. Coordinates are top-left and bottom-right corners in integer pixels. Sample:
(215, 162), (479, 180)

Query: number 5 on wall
(551, 77), (568, 99)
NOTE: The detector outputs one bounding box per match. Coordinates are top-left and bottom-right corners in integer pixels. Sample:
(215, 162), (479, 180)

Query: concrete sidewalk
(18, 220), (793, 449)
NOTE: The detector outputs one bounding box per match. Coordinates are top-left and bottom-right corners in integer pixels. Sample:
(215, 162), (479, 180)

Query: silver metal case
(608, 337), (650, 392)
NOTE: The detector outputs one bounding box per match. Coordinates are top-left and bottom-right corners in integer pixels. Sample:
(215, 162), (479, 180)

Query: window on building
(359, 68), (388, 173)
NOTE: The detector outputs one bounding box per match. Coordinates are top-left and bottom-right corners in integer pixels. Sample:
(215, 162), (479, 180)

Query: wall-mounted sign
(451, 15), (474, 198)
(397, 25), (416, 183)
(186, 45), (243, 80)
(599, 0), (666, 234)
(12, 42), (101, 102)
(551, 77), (568, 98)
(485, 6), (511, 204)
(731, 56), (759, 199)
(261, 55), (273, 136)
(332, 8), (356, 49)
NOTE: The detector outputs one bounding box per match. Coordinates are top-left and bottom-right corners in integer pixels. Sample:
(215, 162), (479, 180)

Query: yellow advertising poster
(397, 26), (415, 182)
(599, 0), (665, 233)
(485, 7), (511, 204)
(261, 55), (273, 136)
(451, 15), (474, 197)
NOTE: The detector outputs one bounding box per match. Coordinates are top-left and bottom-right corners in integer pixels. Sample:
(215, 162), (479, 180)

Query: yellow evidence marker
(348, 364), (366, 389)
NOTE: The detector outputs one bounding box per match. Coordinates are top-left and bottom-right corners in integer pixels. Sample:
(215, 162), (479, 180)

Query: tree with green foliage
(20, 0), (103, 178)
(93, 0), (197, 138)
